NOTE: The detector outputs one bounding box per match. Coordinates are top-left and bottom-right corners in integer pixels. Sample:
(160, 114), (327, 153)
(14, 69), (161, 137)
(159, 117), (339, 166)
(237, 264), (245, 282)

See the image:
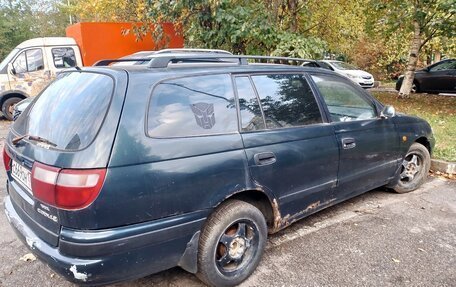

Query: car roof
(107, 62), (339, 79)
(90, 54), (344, 79)
(17, 37), (77, 49)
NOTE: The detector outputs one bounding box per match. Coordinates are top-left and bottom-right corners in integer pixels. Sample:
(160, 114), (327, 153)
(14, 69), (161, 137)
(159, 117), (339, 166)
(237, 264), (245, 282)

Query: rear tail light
(55, 169), (106, 209)
(31, 162), (106, 210)
(3, 146), (11, 172)
(32, 163), (60, 205)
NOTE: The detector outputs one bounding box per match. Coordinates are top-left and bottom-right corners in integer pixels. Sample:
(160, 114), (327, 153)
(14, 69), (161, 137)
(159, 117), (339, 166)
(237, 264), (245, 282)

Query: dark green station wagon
(3, 54), (433, 286)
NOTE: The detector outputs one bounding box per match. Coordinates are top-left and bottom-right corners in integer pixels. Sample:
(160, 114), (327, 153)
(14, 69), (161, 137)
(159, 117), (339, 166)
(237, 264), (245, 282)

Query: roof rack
(93, 58), (154, 66)
(154, 48), (233, 55)
(147, 54), (317, 68)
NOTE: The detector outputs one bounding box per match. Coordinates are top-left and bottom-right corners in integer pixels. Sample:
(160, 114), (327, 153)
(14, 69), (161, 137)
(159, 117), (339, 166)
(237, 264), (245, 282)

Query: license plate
(11, 160), (32, 194)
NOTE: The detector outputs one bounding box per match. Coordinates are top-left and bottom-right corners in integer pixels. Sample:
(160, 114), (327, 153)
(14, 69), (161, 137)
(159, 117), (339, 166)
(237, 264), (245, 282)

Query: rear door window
(235, 76), (265, 131)
(26, 72), (114, 150)
(147, 74), (237, 137)
(251, 74), (323, 129)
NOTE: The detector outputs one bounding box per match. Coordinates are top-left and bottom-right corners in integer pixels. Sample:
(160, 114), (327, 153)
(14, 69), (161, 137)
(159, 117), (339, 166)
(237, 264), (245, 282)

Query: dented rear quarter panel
(66, 71), (251, 229)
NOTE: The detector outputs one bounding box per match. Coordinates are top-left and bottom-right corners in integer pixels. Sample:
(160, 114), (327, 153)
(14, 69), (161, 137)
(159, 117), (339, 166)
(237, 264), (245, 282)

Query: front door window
(311, 74), (376, 122)
(12, 49), (44, 74)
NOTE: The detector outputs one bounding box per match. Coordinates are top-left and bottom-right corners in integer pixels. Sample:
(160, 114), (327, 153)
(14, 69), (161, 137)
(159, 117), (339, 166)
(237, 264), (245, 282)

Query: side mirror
(7, 63), (16, 76)
(380, 105), (396, 119)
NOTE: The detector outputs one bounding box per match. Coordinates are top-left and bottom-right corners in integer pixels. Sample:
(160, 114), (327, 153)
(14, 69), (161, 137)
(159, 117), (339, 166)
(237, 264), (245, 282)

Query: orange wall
(66, 22), (184, 66)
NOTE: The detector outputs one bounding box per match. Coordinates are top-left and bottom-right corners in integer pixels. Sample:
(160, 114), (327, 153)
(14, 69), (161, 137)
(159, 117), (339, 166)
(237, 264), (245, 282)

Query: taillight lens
(55, 169), (106, 209)
(32, 162), (60, 205)
(3, 146), (11, 171)
(31, 162), (106, 210)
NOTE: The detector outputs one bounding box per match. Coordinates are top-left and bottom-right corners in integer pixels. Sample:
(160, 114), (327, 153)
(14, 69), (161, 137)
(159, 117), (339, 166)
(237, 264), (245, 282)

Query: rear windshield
(26, 72), (114, 150)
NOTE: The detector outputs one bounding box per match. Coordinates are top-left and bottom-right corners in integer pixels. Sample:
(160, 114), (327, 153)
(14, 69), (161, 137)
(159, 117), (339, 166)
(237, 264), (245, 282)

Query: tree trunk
(287, 0), (298, 32)
(399, 20), (421, 98)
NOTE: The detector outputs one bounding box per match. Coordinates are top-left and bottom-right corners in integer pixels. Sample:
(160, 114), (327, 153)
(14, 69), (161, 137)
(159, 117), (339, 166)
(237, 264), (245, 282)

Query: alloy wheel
(215, 220), (259, 276)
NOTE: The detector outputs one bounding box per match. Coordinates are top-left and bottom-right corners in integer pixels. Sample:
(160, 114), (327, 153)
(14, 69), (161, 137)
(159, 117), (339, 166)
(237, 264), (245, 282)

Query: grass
(370, 91), (456, 162)
(378, 80), (397, 89)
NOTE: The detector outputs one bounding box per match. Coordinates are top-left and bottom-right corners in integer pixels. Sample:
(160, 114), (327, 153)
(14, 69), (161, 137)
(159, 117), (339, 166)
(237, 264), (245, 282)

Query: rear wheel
(196, 200), (267, 287)
(392, 143), (430, 193)
(2, 97), (22, 121)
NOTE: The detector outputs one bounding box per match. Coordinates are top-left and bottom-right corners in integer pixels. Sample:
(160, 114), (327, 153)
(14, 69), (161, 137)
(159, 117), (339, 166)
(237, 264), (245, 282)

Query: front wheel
(411, 81), (420, 93)
(2, 97), (22, 121)
(196, 200), (267, 287)
(392, 142), (430, 193)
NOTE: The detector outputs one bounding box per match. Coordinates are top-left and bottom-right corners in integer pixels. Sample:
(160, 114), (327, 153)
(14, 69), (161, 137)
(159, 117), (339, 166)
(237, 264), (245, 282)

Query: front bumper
(359, 81), (374, 88)
(4, 195), (206, 285)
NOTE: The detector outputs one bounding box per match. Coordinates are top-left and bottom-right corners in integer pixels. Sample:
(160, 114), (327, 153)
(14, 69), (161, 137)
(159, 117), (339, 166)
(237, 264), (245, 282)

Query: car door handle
(342, 138), (356, 149)
(254, 152), (276, 165)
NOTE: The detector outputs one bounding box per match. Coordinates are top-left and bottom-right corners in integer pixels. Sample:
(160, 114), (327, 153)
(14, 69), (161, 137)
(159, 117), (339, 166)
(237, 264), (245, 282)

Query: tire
(196, 200), (267, 287)
(2, 97), (22, 121)
(396, 80), (420, 93)
(392, 143), (430, 193)
(411, 81), (420, 93)
(395, 78), (402, 91)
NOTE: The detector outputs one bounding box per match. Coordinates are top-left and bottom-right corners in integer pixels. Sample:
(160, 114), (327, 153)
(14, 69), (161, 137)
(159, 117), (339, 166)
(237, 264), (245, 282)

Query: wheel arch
(179, 188), (279, 275)
(413, 79), (421, 92)
(215, 188), (280, 234)
(0, 90), (28, 107)
(415, 136), (431, 154)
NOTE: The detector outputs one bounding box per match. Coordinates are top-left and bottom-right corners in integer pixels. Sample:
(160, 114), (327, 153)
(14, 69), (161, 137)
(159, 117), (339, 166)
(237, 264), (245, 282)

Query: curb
(368, 87), (397, 93)
(431, 159), (456, 175)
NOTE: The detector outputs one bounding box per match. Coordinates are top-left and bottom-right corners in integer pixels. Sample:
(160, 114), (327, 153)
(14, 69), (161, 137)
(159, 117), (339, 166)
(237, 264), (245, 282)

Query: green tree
(372, 0), (455, 97)
(0, 0), (34, 60)
(67, 0), (455, 79)
(30, 0), (70, 36)
(68, 0), (329, 58)
(0, 0), (70, 61)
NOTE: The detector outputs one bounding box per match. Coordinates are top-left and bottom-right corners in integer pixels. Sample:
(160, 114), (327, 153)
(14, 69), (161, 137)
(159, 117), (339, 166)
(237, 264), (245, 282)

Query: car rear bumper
(4, 195), (206, 285)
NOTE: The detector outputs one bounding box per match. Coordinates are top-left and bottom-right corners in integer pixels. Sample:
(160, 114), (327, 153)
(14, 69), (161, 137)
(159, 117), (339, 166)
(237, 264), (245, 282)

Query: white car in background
(307, 60), (375, 88)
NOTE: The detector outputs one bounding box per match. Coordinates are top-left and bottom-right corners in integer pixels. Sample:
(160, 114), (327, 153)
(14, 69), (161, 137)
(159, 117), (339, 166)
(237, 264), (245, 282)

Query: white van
(0, 37), (82, 120)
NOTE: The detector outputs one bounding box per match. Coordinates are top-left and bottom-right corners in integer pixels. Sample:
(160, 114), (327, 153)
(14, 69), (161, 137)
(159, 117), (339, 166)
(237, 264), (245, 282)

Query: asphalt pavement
(0, 119), (455, 287)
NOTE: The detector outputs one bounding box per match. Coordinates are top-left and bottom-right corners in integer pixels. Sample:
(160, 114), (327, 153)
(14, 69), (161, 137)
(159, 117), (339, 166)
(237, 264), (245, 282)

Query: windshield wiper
(12, 134), (57, 147)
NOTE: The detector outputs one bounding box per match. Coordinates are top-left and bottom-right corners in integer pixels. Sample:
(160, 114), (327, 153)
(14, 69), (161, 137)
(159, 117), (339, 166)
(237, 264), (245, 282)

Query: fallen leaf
(392, 258), (401, 263)
(19, 253), (36, 262)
